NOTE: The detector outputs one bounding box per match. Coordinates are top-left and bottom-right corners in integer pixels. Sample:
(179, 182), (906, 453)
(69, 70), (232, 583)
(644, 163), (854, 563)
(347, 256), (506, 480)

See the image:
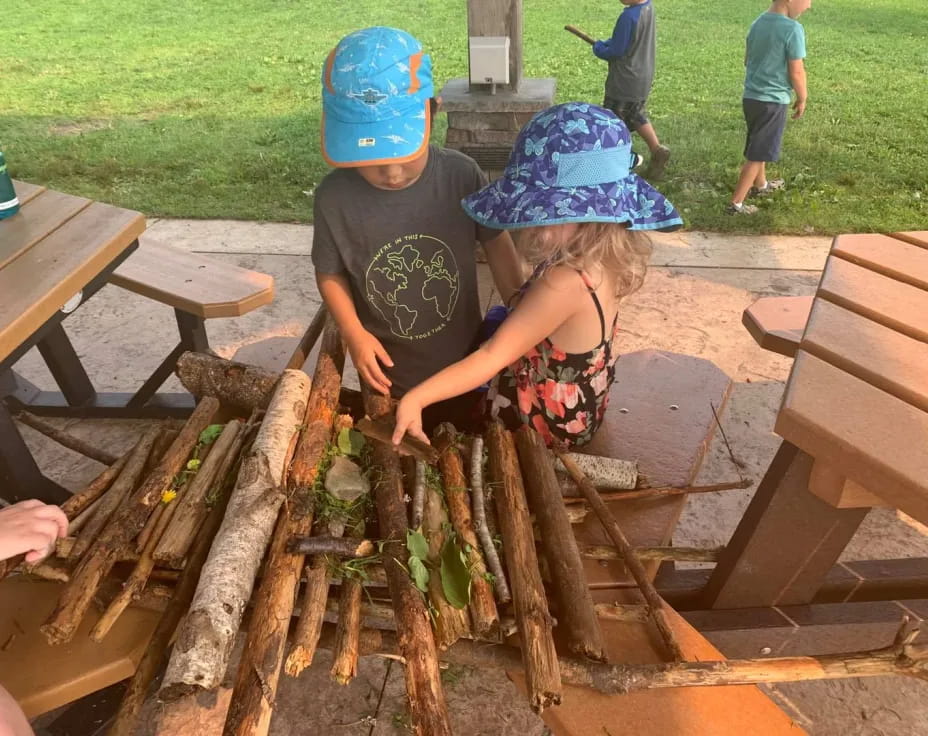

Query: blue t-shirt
(744, 12), (806, 105)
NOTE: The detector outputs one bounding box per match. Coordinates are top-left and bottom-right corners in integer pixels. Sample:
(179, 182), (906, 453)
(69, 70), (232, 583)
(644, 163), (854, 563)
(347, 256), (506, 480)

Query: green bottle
(0, 152), (21, 219)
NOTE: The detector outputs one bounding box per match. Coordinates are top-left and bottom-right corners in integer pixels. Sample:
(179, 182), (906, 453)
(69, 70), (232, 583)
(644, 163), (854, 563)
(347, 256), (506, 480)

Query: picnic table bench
(704, 231), (928, 608)
(0, 180), (273, 504)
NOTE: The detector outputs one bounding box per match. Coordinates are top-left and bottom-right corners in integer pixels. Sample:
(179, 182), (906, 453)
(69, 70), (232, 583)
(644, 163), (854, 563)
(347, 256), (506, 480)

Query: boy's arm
(593, 12), (635, 60)
(317, 271), (394, 395)
(788, 58), (807, 118)
(481, 231), (527, 304)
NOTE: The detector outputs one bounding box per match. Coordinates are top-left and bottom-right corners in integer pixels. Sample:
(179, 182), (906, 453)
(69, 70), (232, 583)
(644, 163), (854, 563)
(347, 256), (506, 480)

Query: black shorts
(743, 99), (788, 162)
(603, 96), (649, 132)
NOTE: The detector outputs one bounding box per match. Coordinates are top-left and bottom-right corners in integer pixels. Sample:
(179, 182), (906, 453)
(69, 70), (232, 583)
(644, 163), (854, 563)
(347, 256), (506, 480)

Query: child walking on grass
(593, 0), (671, 179)
(729, 0), (811, 215)
(392, 102), (682, 449)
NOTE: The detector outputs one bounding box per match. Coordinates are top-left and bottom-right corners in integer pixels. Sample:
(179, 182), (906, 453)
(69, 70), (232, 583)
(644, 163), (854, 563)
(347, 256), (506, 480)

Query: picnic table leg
(36, 324), (97, 407)
(0, 395), (70, 505)
(701, 441), (868, 609)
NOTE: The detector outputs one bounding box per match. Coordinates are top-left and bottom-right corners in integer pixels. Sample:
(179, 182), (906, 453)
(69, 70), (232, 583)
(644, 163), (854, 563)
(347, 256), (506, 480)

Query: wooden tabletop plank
(0, 190), (92, 270)
(742, 296), (813, 358)
(890, 231), (928, 249)
(0, 202), (145, 364)
(111, 242), (274, 318)
(801, 299), (928, 412)
(832, 233), (928, 291)
(775, 351), (928, 523)
(11, 180), (46, 206)
(818, 257), (928, 343)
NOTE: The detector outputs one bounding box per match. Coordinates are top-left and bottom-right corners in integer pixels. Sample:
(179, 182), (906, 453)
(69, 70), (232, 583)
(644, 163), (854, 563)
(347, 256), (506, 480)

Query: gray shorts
(743, 99), (788, 162)
(604, 96), (649, 132)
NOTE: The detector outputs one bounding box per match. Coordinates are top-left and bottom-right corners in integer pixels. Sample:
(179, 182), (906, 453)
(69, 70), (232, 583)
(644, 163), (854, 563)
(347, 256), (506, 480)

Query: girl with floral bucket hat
(391, 102), (683, 449)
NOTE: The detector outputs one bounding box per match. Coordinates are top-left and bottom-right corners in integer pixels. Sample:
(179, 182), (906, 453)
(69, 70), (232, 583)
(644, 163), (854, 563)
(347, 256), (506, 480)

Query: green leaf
(198, 424), (224, 445)
(337, 428), (366, 457)
(408, 555), (430, 593)
(440, 538), (471, 609)
(406, 529), (429, 561)
(186, 458), (201, 471)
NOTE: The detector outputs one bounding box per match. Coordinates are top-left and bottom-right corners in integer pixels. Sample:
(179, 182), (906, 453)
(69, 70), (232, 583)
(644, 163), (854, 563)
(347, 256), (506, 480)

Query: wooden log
(433, 424), (498, 638)
(363, 389), (453, 736)
(175, 351), (279, 412)
(564, 24), (595, 45)
(153, 420), (243, 567)
(59, 452), (130, 520)
(555, 453), (637, 490)
(331, 525), (366, 685)
(469, 435), (511, 604)
(556, 451), (686, 662)
(159, 372), (310, 699)
(222, 326), (344, 736)
(422, 465), (471, 650)
(561, 479), (752, 504)
(107, 414), (248, 736)
(15, 412), (118, 465)
(285, 303), (328, 370)
(144, 428), (180, 477)
(486, 422), (561, 712)
(284, 554), (331, 677)
(288, 536), (374, 558)
(356, 416), (439, 464)
(582, 545), (724, 564)
(515, 426), (605, 661)
(67, 497), (104, 535)
(40, 399), (220, 645)
(410, 458), (426, 530)
(68, 429), (160, 561)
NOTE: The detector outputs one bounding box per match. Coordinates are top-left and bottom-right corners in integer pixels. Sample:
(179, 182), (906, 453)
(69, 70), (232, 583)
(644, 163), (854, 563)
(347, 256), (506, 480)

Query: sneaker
(726, 202), (758, 215)
(631, 152), (645, 170)
(749, 178), (785, 198)
(646, 145), (671, 180)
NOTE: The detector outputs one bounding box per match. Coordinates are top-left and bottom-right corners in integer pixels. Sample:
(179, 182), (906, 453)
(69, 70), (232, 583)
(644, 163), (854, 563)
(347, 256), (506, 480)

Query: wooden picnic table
(0, 181), (145, 504)
(702, 231), (928, 609)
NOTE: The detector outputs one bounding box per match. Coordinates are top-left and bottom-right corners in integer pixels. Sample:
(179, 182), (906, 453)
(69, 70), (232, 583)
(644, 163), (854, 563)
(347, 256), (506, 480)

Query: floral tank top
(488, 270), (620, 448)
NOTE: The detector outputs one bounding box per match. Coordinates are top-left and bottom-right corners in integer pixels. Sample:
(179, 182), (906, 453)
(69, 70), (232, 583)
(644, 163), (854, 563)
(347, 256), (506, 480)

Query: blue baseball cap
(321, 27), (434, 167)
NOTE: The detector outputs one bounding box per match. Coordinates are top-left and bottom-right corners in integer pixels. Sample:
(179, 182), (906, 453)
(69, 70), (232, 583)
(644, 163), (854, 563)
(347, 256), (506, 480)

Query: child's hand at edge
(392, 392), (430, 447)
(792, 97), (807, 119)
(0, 500), (68, 563)
(345, 327), (394, 396)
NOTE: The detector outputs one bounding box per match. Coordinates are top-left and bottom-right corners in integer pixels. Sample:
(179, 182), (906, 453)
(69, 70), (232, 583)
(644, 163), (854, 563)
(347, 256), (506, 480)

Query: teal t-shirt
(743, 12), (806, 105)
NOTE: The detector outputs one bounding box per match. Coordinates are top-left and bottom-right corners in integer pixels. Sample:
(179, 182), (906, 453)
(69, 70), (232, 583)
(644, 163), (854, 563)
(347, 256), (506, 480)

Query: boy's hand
(792, 97), (807, 119)
(345, 328), (394, 395)
(393, 394), (429, 447)
(0, 500), (68, 563)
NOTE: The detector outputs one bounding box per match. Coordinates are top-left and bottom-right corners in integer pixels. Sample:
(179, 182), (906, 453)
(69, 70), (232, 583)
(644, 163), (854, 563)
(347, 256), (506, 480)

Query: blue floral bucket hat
(463, 102), (683, 232)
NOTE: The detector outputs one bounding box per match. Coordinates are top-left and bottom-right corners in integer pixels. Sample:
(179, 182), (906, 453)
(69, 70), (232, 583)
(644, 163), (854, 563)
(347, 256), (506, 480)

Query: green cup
(0, 152), (21, 220)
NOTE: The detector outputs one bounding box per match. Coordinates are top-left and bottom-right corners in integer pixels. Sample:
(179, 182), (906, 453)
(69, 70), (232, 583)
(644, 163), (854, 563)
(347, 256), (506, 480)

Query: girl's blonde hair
(519, 222), (652, 298)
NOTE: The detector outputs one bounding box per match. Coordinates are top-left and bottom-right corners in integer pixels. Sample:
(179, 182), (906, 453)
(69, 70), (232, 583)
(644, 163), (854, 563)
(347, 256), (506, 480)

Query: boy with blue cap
(312, 27), (524, 428)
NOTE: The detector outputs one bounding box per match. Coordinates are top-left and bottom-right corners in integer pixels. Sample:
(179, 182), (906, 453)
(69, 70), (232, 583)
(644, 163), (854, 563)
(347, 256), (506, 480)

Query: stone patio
(18, 221), (928, 735)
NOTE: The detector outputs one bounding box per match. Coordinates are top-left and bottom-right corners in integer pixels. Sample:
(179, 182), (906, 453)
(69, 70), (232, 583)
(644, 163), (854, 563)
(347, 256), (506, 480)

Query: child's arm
(593, 12), (635, 60)
(0, 499), (68, 563)
(317, 272), (394, 395)
(482, 231), (527, 304)
(788, 58), (807, 119)
(392, 268), (584, 443)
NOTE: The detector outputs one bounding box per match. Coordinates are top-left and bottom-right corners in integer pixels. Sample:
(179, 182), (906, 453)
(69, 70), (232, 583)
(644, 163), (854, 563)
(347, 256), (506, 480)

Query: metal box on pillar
(441, 0), (556, 177)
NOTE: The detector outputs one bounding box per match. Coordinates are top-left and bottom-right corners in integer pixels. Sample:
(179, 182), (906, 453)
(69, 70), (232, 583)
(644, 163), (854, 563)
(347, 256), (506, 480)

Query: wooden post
(467, 0), (523, 91)
(364, 389), (453, 736)
(515, 426), (605, 661)
(486, 421), (561, 711)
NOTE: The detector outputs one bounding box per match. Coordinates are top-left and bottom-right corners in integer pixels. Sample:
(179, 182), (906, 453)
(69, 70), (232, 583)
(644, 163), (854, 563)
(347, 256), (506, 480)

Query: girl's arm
(482, 231), (527, 304)
(392, 267), (584, 443)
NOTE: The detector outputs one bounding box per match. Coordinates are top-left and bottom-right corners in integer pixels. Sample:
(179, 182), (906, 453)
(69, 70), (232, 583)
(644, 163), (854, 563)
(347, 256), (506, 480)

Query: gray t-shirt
(602, 0), (656, 102)
(312, 146), (497, 396)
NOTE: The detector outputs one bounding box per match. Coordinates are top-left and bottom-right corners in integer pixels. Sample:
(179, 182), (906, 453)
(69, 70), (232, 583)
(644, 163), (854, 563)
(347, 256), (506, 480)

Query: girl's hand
(345, 328), (394, 395)
(393, 394), (429, 446)
(0, 500), (68, 563)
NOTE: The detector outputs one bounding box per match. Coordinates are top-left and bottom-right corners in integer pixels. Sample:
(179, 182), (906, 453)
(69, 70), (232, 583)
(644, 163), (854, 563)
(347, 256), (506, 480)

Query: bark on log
(486, 422), (561, 712)
(469, 435), (510, 604)
(41, 400), (220, 645)
(176, 351), (279, 412)
(285, 303), (328, 370)
(561, 479), (752, 503)
(364, 389), (452, 736)
(145, 428), (180, 477)
(68, 429), (160, 560)
(153, 420), (243, 567)
(159, 373), (310, 698)
(59, 452), (130, 520)
(284, 555), (331, 677)
(433, 424), (498, 638)
(556, 451), (686, 663)
(515, 426), (605, 661)
(555, 453), (637, 490)
(357, 416), (439, 464)
(107, 415), (247, 736)
(222, 326), (343, 736)
(422, 467), (471, 650)
(288, 536), (374, 558)
(15, 412), (118, 465)
(331, 522), (366, 685)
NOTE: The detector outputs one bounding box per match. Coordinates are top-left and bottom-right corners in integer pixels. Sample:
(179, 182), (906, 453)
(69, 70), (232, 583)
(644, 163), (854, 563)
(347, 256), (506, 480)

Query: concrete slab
(650, 230), (832, 271)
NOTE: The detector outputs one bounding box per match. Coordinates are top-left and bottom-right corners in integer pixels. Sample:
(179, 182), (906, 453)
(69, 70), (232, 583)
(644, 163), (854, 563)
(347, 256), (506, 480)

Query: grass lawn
(2, 0), (926, 234)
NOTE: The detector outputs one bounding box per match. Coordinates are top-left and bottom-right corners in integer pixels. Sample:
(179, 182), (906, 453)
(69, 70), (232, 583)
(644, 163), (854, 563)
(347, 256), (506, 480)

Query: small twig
(562, 478), (752, 504)
(710, 401), (747, 474)
(470, 436), (511, 604)
(410, 460), (426, 530)
(356, 417), (439, 463)
(16, 412), (118, 465)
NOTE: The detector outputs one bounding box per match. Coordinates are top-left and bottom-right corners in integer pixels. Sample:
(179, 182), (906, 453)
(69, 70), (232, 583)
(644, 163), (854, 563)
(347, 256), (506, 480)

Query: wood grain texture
(832, 233), (928, 290)
(0, 189), (92, 270)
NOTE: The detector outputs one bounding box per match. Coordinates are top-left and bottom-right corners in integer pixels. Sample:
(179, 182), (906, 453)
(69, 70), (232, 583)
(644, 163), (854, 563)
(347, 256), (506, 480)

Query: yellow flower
(161, 489), (177, 504)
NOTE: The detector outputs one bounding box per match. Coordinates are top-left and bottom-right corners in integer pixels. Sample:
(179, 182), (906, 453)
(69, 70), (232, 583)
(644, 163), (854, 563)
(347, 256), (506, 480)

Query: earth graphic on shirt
(365, 235), (460, 340)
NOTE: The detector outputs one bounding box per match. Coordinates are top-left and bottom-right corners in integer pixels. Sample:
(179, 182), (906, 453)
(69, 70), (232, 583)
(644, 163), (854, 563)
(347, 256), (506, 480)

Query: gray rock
(324, 455), (369, 502)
